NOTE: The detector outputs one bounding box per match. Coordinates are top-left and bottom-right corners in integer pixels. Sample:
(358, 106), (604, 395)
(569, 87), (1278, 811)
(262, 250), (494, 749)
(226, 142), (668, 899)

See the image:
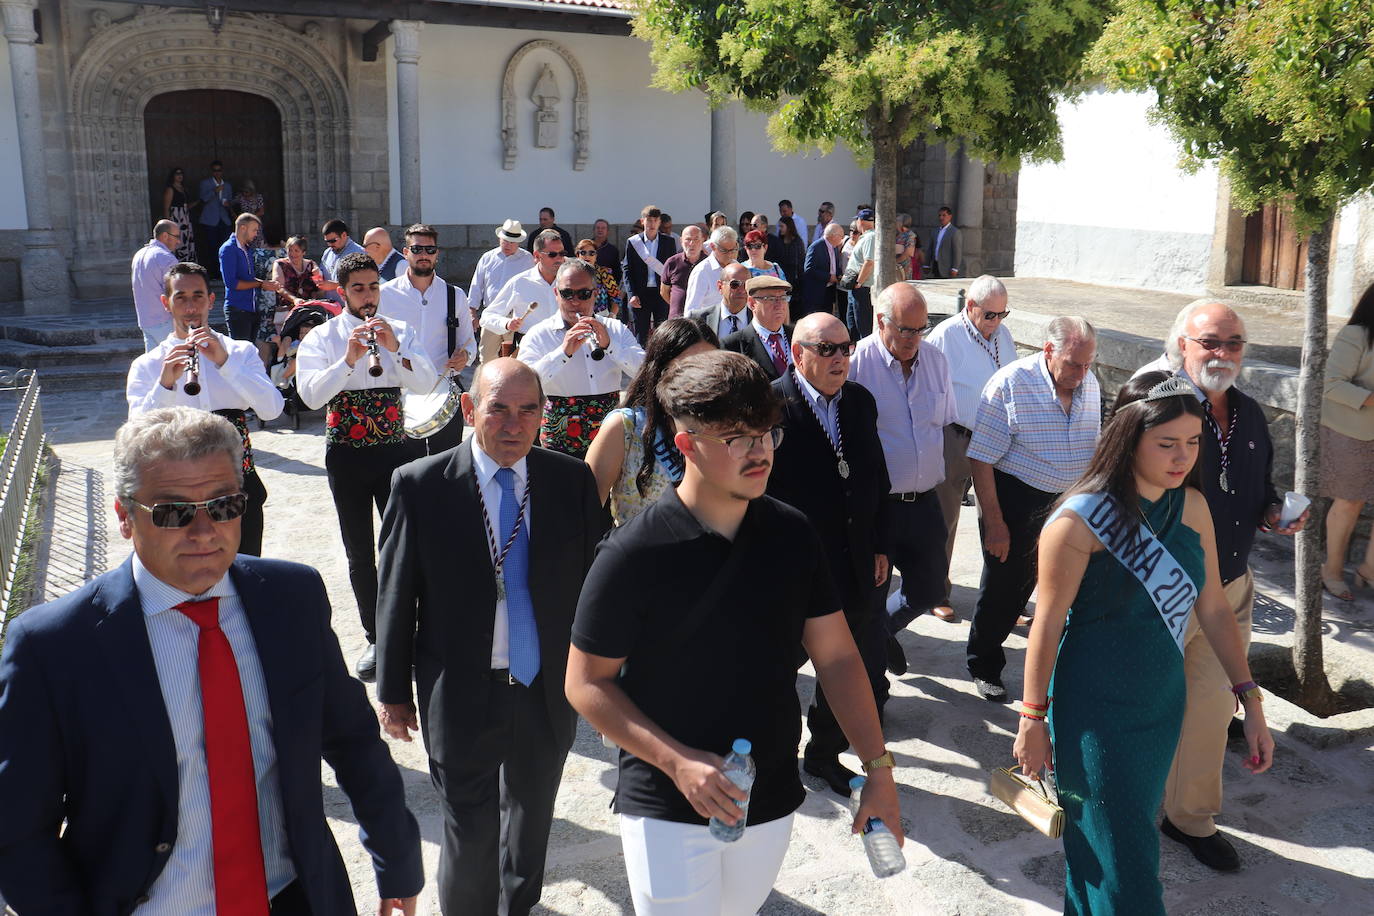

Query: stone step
(3, 365), (129, 392)
(0, 339), (145, 371)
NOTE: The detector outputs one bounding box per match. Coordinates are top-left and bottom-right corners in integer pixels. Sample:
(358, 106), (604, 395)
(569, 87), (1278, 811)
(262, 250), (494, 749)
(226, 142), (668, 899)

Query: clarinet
(366, 329), (384, 377)
(581, 331), (606, 361)
(183, 325), (202, 395)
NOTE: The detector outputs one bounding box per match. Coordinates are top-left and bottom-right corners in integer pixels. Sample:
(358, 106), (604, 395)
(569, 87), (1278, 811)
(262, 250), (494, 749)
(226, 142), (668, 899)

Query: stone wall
(894, 140), (1016, 278)
(982, 165), (1018, 276)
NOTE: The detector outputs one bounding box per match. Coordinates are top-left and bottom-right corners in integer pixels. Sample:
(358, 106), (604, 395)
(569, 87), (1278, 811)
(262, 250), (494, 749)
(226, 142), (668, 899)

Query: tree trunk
(1292, 214), (1336, 714)
(868, 109), (909, 297)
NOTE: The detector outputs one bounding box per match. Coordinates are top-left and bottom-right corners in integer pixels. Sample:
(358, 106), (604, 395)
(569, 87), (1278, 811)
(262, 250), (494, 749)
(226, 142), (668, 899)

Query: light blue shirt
(132, 556), (295, 913)
(849, 334), (958, 493)
(793, 368), (843, 447)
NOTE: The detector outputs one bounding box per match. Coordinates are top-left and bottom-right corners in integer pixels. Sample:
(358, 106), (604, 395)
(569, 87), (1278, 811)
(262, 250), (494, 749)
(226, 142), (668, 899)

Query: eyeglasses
(752, 294), (791, 304)
(687, 426), (785, 459)
(850, 229), (862, 236)
(407, 245), (439, 255)
(324, 236), (341, 245)
(541, 250), (566, 259)
(981, 309), (1011, 320)
(799, 341), (855, 358)
(125, 492), (248, 528)
(576, 249), (596, 256)
(745, 243), (765, 250)
(716, 245), (738, 253)
(725, 279), (747, 289)
(1185, 336), (1246, 354)
(882, 318), (928, 339)
(558, 287), (596, 300)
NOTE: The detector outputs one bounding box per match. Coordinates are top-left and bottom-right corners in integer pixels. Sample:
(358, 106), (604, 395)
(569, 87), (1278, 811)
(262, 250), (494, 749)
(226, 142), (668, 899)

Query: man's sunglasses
(540, 250), (566, 259)
(799, 341), (855, 358)
(1185, 336), (1246, 353)
(981, 309), (1011, 320)
(724, 279), (747, 289)
(324, 236), (341, 245)
(126, 492), (248, 528)
(558, 287), (596, 300)
(407, 245), (439, 255)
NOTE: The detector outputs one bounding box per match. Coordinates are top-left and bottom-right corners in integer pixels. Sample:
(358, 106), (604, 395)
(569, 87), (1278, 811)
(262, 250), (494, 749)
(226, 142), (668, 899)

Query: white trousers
(619, 812), (795, 915)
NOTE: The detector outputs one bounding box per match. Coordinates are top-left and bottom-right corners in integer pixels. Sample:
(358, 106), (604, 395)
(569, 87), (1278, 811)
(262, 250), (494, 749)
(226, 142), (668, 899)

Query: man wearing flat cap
(469, 219), (536, 364)
(721, 274), (795, 381)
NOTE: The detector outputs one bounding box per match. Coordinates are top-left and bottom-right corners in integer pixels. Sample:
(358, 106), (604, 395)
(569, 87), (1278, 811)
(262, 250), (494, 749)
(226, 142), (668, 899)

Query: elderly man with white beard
(1134, 299), (1306, 872)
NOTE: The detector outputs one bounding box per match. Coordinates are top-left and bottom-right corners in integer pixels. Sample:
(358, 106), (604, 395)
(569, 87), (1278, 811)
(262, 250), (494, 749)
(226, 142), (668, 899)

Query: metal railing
(0, 369), (45, 620)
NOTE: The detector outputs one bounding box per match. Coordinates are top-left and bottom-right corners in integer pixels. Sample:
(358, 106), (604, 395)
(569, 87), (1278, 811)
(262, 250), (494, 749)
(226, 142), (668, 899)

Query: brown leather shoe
(931, 605), (957, 622)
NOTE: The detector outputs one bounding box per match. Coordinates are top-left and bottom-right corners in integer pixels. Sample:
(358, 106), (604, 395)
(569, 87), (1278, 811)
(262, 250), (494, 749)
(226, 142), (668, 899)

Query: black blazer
(767, 373), (892, 620)
(801, 236), (837, 312)
(0, 557), (423, 915)
(622, 233), (679, 300)
(375, 440), (606, 759)
(722, 323), (794, 381)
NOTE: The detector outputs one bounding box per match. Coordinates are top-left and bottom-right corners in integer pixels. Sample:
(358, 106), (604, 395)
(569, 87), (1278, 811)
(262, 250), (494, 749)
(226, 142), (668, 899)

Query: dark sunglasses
(541, 250), (566, 258)
(558, 287), (596, 300)
(1185, 336), (1246, 353)
(725, 279), (747, 289)
(126, 492), (248, 528)
(745, 243), (765, 250)
(981, 309), (1011, 320)
(799, 341), (855, 358)
(576, 249), (597, 256)
(408, 245), (439, 255)
(324, 236), (341, 245)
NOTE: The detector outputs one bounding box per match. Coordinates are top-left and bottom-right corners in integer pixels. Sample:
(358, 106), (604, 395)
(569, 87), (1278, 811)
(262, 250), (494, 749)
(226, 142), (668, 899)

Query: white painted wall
(1016, 89), (1218, 293)
(0, 42), (28, 230)
(407, 26), (871, 227)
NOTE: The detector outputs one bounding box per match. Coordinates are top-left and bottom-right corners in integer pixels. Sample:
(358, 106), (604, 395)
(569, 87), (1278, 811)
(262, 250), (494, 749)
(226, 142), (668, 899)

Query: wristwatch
(861, 750), (895, 773)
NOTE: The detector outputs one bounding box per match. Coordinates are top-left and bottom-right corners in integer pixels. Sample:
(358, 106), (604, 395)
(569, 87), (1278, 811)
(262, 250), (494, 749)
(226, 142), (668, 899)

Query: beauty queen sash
(1050, 492), (1197, 654)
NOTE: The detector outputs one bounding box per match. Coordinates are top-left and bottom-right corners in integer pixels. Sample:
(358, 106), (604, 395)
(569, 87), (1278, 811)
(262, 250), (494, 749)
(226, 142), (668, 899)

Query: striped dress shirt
(132, 556), (295, 914)
(967, 352), (1101, 493)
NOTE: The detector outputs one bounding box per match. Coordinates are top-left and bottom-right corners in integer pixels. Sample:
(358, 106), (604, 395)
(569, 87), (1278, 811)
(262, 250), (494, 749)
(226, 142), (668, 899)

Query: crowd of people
(7, 192), (1357, 916)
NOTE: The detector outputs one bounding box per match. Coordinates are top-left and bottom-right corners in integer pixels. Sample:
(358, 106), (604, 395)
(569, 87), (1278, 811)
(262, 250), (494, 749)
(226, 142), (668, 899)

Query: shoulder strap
(446, 281), (457, 358)
(1048, 492), (1195, 653)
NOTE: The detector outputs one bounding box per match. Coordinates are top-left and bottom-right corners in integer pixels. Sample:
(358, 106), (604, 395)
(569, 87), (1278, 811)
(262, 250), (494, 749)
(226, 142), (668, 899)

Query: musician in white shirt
(126, 261), (284, 557)
(478, 229), (566, 347)
(295, 251), (437, 682)
(517, 259), (644, 458)
(379, 224), (477, 454)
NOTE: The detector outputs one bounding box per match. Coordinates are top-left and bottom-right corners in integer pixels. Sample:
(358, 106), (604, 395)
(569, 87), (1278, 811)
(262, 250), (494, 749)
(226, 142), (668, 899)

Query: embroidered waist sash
(326, 387), (405, 448)
(212, 408), (255, 476)
(1049, 492), (1196, 654)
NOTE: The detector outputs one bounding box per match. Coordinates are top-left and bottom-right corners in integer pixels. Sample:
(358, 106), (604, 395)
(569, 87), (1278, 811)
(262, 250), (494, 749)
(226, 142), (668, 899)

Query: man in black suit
(767, 312), (894, 795)
(622, 204), (679, 344)
(801, 222), (846, 317)
(0, 407), (422, 914)
(721, 274), (794, 380)
(375, 358), (606, 916)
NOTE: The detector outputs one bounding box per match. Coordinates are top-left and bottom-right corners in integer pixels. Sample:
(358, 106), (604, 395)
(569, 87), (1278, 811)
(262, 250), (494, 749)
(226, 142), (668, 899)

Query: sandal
(1324, 572), (1354, 600)
(1353, 566), (1374, 590)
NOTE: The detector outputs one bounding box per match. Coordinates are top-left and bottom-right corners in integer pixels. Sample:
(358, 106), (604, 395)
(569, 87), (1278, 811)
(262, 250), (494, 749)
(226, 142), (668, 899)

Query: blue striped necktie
(496, 467), (540, 684)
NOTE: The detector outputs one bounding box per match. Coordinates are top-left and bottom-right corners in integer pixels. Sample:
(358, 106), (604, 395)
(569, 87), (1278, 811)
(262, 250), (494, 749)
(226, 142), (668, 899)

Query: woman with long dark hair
(1319, 283), (1374, 598)
(737, 210), (756, 240)
(161, 167), (196, 261)
(775, 215), (805, 285)
(1013, 370), (1274, 915)
(585, 317), (718, 524)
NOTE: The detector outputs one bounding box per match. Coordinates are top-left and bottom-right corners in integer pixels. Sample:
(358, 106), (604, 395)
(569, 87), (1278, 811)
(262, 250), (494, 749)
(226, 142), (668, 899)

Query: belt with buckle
(888, 490), (931, 502)
(490, 668), (519, 686)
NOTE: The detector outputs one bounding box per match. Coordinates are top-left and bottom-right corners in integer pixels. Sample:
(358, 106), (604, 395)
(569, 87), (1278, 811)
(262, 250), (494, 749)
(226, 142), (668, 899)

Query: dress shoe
(884, 633), (908, 676)
(355, 644), (377, 683)
(802, 754), (861, 798)
(931, 605), (958, 622)
(973, 677), (1008, 702)
(1161, 818), (1240, 871)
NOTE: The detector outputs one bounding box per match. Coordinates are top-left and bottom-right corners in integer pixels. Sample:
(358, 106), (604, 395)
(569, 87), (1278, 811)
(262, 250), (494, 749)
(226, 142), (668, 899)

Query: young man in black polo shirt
(567, 350), (901, 914)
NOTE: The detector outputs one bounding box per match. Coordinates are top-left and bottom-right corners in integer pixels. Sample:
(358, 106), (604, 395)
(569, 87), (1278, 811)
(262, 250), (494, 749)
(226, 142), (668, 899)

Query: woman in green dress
(1013, 371), (1275, 915)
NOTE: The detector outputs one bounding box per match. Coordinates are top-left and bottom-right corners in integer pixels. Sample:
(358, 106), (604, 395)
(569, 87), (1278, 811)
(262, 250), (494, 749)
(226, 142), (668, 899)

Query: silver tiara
(1144, 375), (1195, 402)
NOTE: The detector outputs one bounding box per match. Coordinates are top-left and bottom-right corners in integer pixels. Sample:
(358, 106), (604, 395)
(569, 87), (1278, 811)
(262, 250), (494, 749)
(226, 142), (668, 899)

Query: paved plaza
(12, 384), (1374, 915)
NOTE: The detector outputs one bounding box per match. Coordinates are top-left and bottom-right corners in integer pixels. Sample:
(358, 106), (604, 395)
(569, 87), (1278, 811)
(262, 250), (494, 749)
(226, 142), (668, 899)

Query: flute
(183, 325), (202, 395)
(366, 329), (384, 377)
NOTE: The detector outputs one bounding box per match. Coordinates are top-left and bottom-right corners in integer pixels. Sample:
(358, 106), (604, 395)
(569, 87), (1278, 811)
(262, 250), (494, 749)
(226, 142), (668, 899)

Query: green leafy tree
(631, 0), (1113, 293)
(1096, 0), (1374, 712)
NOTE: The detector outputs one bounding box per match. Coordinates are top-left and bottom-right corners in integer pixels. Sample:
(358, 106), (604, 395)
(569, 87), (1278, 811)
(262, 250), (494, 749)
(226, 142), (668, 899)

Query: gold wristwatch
(861, 750), (895, 773)
(1235, 685), (1263, 703)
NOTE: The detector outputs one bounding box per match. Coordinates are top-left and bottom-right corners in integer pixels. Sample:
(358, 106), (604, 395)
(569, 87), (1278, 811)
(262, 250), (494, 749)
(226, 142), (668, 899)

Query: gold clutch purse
(990, 767), (1064, 839)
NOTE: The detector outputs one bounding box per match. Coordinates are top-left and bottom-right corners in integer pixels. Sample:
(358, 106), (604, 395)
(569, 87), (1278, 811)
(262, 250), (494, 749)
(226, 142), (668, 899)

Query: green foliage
(1094, 0), (1374, 232)
(631, 0), (1115, 167)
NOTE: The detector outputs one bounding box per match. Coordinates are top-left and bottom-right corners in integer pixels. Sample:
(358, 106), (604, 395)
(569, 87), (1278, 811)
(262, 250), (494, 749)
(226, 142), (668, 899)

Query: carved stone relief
(531, 65), (560, 149)
(500, 39), (589, 171)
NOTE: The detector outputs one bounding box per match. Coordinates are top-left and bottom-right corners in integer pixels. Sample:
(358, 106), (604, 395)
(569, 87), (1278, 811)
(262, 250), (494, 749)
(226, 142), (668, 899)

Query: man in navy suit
(0, 407), (423, 915)
(800, 222), (846, 318)
(197, 160), (234, 276)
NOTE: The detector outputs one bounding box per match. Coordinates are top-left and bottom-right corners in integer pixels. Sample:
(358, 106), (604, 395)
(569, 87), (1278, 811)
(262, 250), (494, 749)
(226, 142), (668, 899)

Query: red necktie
(768, 333), (788, 376)
(176, 598), (270, 916)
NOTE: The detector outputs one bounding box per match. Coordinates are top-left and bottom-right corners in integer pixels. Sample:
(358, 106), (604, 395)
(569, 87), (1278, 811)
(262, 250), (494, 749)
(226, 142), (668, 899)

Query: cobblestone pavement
(18, 386), (1374, 915)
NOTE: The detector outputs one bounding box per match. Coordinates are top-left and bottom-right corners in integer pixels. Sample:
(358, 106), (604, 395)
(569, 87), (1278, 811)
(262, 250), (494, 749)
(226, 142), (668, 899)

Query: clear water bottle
(708, 738), (755, 843)
(848, 775), (906, 878)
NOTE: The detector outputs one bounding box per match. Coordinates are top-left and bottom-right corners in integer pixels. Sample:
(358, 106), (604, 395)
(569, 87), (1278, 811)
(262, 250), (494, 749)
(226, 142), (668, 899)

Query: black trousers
(430, 673), (571, 916)
(324, 439), (423, 642)
(240, 468), (267, 557)
(268, 880), (311, 915)
(884, 491), (948, 631)
(630, 288), (668, 345)
(197, 221), (231, 277)
(966, 470), (1060, 681)
(807, 582), (889, 759)
(225, 307), (257, 342)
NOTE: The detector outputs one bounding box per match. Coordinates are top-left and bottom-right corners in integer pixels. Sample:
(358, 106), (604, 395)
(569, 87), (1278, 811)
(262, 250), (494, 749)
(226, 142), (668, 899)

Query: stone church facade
(0, 0), (1016, 314)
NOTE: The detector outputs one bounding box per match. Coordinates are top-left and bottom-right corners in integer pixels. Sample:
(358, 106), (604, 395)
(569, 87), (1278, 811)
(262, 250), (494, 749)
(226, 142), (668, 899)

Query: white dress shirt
(479, 265), (560, 336)
(468, 245), (535, 312)
(131, 556), (295, 914)
(682, 253), (731, 316)
(517, 313), (644, 396)
(469, 442), (532, 668)
(848, 334), (958, 493)
(794, 368), (843, 446)
(924, 311), (1017, 428)
(131, 239), (179, 329)
(127, 329), (285, 419)
(629, 232), (663, 288)
(294, 310), (437, 410)
(696, 301), (750, 340)
(379, 273), (477, 376)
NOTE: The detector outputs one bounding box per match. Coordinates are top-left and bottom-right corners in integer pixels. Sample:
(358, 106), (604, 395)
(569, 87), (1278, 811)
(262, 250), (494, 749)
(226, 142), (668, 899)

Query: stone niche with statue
(500, 39), (589, 171)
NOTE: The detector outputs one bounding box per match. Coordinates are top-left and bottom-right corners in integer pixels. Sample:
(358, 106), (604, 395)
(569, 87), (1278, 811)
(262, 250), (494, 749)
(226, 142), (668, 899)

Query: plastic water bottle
(848, 775), (906, 877)
(708, 738), (755, 842)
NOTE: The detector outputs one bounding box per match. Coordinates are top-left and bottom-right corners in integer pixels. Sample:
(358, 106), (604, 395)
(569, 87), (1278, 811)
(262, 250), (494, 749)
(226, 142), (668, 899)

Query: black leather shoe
(972, 677), (1008, 702)
(885, 633), (908, 676)
(1161, 818), (1240, 871)
(355, 644), (377, 683)
(802, 754), (861, 798)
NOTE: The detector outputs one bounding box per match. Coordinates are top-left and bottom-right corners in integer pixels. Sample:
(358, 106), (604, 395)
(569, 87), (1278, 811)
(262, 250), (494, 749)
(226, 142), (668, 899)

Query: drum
(403, 377), (463, 439)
